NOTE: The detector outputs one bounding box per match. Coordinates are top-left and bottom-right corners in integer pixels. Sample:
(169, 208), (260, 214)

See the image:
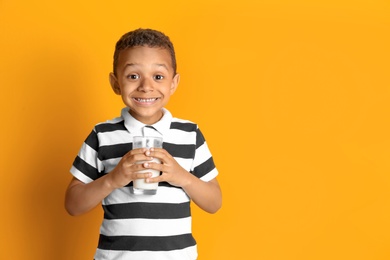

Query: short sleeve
(191, 127), (218, 182)
(70, 128), (103, 183)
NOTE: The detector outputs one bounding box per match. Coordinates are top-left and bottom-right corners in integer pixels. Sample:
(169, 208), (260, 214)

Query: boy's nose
(137, 78), (154, 92)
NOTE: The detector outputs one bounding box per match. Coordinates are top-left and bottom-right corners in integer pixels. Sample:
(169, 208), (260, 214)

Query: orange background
(1, 0), (390, 259)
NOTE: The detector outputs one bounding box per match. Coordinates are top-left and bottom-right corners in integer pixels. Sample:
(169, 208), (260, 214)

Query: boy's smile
(132, 97), (160, 106)
(110, 46), (179, 125)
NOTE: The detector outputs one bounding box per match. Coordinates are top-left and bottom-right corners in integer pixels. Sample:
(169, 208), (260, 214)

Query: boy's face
(110, 46), (179, 125)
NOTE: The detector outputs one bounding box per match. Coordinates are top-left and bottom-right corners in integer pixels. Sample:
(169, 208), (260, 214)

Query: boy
(65, 28), (222, 260)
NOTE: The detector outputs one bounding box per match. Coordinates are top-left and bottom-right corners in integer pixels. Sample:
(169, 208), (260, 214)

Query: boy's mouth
(133, 98), (159, 103)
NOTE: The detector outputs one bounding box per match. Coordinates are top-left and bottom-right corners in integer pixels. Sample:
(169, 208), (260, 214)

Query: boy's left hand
(142, 148), (222, 214)
(142, 148), (190, 188)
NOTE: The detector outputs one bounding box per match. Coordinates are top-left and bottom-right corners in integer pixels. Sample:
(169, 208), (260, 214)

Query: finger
(146, 174), (163, 183)
(132, 162), (153, 175)
(147, 148), (170, 162)
(128, 153), (154, 165)
(134, 171), (152, 179)
(129, 148), (148, 155)
(143, 161), (163, 172)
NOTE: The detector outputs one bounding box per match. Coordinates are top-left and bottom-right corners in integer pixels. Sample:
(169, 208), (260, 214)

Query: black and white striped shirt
(70, 107), (218, 260)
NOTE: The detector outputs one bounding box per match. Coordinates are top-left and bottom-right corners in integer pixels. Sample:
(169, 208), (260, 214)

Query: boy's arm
(65, 148), (155, 216)
(144, 149), (222, 213)
(65, 175), (115, 216)
(181, 176), (222, 214)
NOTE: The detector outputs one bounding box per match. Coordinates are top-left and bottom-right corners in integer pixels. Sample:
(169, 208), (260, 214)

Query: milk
(132, 136), (163, 195)
(133, 158), (161, 195)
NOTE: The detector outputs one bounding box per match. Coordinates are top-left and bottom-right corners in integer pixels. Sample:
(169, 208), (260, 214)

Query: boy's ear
(109, 72), (121, 95)
(170, 73), (180, 95)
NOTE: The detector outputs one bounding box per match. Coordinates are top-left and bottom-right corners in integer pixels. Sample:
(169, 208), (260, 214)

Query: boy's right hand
(65, 148), (154, 216)
(107, 148), (154, 189)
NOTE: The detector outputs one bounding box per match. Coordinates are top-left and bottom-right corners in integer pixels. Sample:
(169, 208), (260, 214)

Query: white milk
(132, 136), (163, 195)
(133, 158), (161, 194)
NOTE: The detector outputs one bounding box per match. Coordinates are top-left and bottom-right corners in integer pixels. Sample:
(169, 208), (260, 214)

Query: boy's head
(113, 28), (177, 76)
(109, 28), (180, 125)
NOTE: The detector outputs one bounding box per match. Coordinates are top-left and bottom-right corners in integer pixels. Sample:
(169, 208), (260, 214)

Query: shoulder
(170, 117), (198, 132)
(94, 116), (126, 133)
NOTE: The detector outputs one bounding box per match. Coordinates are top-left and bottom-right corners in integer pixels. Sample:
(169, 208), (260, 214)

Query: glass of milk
(132, 136), (163, 195)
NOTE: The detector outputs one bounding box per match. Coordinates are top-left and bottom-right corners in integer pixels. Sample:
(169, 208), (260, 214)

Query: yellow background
(1, 0), (389, 259)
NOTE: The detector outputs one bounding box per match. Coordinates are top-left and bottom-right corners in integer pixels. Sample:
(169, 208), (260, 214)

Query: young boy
(65, 28), (222, 260)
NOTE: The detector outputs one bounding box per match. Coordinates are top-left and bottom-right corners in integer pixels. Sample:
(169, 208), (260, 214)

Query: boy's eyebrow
(154, 63), (169, 70)
(124, 63), (139, 69)
(124, 63), (169, 70)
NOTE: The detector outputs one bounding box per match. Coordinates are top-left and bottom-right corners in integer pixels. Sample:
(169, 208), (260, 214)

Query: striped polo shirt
(70, 107), (218, 260)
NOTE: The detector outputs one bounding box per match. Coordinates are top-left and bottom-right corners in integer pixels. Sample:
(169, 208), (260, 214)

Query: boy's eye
(127, 74), (139, 80)
(154, 75), (164, 80)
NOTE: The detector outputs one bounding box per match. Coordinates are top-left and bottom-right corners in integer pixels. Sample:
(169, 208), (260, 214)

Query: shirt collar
(121, 107), (172, 136)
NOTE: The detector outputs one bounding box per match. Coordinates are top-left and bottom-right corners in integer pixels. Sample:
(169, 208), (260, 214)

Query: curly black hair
(113, 28), (177, 76)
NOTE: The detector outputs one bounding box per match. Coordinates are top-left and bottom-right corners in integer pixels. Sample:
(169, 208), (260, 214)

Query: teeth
(135, 98), (157, 102)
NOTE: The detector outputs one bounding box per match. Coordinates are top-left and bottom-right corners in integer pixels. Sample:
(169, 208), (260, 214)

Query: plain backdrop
(1, 0), (389, 259)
